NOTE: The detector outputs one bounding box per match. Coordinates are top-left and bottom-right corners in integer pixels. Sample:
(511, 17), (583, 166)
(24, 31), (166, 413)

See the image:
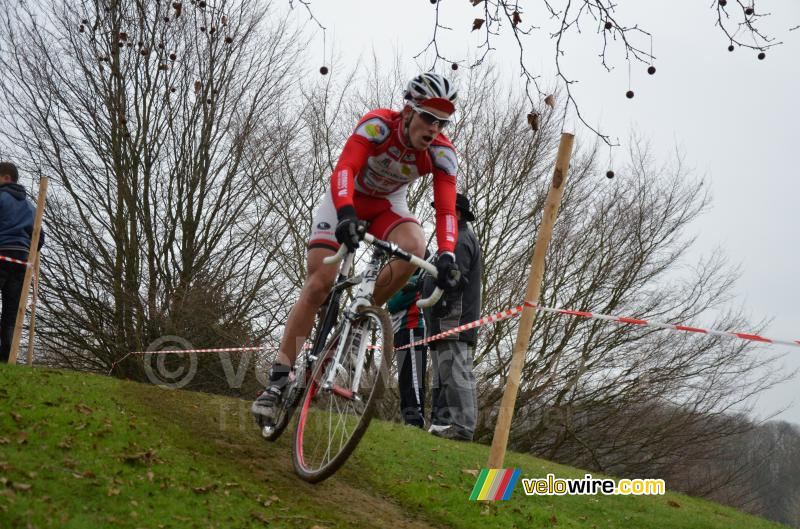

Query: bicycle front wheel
(292, 306), (393, 483)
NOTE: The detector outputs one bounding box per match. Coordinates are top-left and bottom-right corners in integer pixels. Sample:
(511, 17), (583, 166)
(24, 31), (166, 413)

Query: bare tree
(441, 69), (791, 499)
(0, 0), (302, 386)
(286, 1), (792, 142)
(281, 60), (790, 506)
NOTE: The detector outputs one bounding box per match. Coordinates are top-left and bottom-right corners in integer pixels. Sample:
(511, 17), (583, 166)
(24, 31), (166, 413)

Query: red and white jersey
(330, 109), (458, 253)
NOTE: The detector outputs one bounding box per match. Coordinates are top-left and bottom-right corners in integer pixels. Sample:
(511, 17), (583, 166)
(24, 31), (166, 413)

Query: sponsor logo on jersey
(336, 169), (349, 197)
(429, 145), (458, 176)
(358, 155), (420, 194)
(356, 118), (390, 143)
(445, 214), (456, 242)
(364, 123), (384, 139)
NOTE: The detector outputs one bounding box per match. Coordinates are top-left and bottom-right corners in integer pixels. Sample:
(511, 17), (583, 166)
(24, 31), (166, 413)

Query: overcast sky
(285, 1), (800, 424)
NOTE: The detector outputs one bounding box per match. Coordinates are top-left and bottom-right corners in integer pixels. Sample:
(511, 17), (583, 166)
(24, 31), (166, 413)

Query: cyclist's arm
(330, 136), (370, 215)
(330, 114), (389, 215)
(430, 144), (458, 254)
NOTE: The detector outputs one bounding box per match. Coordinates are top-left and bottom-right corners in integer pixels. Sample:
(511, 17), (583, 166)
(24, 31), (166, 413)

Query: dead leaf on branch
(512, 10), (522, 27)
(527, 112), (540, 131)
(471, 0), (484, 5)
(472, 18), (485, 31)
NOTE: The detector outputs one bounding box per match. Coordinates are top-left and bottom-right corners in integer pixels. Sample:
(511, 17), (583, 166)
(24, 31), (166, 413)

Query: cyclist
(252, 73), (463, 426)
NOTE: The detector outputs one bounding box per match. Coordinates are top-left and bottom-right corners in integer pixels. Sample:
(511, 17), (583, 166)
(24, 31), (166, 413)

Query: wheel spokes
(295, 311), (387, 475)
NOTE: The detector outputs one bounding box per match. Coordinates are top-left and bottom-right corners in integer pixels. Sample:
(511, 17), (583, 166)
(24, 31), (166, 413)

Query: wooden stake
(9, 177), (48, 365)
(26, 254), (41, 366)
(487, 133), (574, 468)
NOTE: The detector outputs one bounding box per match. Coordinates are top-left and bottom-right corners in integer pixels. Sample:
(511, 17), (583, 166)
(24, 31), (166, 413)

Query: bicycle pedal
(261, 423), (276, 439)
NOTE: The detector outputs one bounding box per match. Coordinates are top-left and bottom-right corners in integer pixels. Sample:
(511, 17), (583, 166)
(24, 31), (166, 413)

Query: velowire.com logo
(469, 469), (522, 501)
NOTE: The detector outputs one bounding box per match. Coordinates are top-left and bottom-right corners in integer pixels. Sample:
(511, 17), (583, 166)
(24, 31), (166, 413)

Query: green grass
(0, 363), (787, 528)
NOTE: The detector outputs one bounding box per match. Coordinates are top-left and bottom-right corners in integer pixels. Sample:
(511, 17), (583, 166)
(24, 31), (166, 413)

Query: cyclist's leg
(254, 194), (340, 423)
(253, 247), (338, 422)
(275, 247), (339, 366)
(372, 221), (425, 305)
(352, 190), (425, 306)
(276, 189), (341, 367)
(369, 192), (425, 305)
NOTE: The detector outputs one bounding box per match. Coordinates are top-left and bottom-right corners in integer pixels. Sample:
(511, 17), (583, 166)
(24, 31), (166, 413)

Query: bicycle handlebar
(321, 234), (444, 309)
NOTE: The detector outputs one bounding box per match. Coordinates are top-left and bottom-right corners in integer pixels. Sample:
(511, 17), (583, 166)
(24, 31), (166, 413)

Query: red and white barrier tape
(108, 345), (282, 375)
(0, 254), (31, 266)
(108, 343), (317, 375)
(396, 304), (526, 351)
(110, 300), (798, 375)
(130, 345), (277, 354)
(27, 263), (39, 310)
(396, 301), (800, 350)
(523, 301), (800, 348)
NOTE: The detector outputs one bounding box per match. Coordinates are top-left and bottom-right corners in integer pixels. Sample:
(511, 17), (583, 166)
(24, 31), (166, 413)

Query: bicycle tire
(292, 306), (393, 483)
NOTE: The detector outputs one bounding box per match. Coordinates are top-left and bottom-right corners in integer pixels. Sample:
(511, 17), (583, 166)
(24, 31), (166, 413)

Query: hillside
(0, 363), (786, 528)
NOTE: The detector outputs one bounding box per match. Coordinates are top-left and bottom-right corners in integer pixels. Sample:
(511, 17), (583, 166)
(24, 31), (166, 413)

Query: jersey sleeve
(430, 150), (458, 253)
(330, 112), (391, 214)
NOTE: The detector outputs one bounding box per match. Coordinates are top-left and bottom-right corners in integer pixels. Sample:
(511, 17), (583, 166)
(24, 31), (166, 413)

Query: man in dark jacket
(423, 193), (482, 441)
(0, 162), (43, 363)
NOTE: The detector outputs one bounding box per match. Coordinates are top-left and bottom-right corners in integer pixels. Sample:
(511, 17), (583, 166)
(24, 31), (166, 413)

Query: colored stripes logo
(469, 469), (521, 500)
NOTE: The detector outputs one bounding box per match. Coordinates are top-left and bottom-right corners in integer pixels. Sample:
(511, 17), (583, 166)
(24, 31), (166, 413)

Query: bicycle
(258, 233), (442, 483)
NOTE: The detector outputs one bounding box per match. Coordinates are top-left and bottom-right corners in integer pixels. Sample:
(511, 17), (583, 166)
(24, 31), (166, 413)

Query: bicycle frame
(320, 245), (382, 399)
(261, 235), (442, 440)
(317, 234), (443, 398)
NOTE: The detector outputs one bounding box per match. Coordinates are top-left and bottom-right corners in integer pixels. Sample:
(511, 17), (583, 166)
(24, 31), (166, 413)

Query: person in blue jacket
(0, 162), (44, 363)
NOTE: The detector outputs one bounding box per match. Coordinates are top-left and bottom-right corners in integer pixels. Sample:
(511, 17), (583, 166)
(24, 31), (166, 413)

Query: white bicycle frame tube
(322, 233), (443, 308)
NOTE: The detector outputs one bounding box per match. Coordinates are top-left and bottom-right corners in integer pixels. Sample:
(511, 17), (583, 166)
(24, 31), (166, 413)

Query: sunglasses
(412, 106), (452, 129)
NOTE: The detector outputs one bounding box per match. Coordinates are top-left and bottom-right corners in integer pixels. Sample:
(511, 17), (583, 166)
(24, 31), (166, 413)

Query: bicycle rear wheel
(292, 306), (393, 483)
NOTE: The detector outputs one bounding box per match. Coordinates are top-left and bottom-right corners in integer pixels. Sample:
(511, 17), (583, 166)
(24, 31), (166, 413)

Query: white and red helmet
(404, 73), (457, 114)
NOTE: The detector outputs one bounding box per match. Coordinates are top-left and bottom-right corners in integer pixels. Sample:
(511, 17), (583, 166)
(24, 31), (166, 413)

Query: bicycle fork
(321, 249), (382, 401)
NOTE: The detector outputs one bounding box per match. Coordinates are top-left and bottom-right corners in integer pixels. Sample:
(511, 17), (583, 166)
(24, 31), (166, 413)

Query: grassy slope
(0, 363), (786, 529)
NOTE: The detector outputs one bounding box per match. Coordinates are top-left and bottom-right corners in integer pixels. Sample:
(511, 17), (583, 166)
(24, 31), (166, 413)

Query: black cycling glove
(435, 252), (461, 291)
(335, 206), (368, 253)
